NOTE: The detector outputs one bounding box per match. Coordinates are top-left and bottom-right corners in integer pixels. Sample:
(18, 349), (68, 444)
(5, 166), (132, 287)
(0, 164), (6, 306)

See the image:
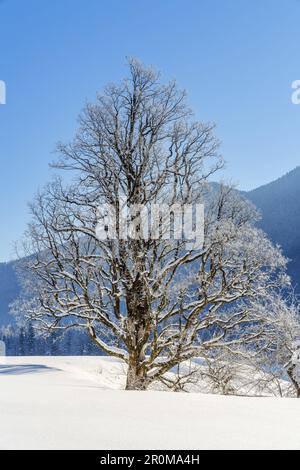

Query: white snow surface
(0, 356), (299, 450)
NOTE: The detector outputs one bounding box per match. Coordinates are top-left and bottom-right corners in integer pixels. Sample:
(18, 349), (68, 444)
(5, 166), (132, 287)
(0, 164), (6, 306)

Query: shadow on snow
(0, 364), (60, 375)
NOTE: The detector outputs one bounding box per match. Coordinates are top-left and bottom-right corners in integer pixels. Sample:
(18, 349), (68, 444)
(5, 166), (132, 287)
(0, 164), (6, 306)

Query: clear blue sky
(0, 0), (300, 261)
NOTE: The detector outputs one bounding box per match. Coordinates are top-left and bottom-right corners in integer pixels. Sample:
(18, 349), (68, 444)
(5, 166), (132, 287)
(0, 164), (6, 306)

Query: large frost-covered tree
(19, 60), (287, 390)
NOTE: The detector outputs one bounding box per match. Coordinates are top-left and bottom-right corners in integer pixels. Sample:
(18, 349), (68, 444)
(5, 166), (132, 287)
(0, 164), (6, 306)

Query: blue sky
(0, 0), (300, 261)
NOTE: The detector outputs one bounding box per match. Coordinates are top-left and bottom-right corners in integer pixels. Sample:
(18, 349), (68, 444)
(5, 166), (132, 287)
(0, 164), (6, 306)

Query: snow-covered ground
(0, 356), (299, 450)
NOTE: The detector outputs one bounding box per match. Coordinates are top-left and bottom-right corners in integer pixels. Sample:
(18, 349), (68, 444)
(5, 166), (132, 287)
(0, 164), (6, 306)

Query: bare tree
(198, 350), (239, 396)
(250, 292), (300, 397)
(17, 59), (287, 390)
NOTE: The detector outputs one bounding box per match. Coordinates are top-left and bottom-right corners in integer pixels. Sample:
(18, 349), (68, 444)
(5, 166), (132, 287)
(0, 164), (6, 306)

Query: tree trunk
(125, 267), (151, 391)
(287, 366), (300, 398)
(125, 354), (148, 390)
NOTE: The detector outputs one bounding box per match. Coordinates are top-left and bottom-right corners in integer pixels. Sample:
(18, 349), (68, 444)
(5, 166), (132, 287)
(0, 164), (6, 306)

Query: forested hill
(245, 166), (300, 289)
(0, 261), (20, 326)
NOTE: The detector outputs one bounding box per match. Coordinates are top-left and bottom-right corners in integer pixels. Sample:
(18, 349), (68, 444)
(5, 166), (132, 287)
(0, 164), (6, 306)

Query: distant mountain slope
(246, 166), (300, 288)
(0, 261), (19, 326)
